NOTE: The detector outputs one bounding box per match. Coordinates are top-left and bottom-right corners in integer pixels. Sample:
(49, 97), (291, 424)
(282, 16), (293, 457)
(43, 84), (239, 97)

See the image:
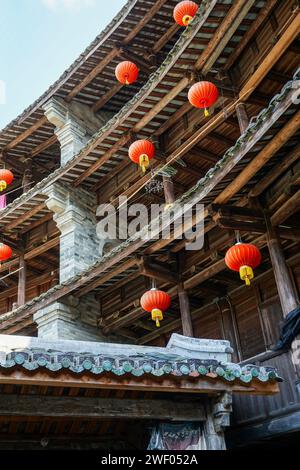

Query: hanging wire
(2, 181), (35, 197)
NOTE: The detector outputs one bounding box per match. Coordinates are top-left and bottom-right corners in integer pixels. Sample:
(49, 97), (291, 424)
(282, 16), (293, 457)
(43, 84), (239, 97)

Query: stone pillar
(43, 183), (100, 283)
(43, 97), (110, 166)
(33, 295), (106, 342)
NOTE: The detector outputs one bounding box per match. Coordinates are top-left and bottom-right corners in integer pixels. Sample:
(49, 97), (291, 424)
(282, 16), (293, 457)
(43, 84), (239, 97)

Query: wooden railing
(232, 349), (300, 426)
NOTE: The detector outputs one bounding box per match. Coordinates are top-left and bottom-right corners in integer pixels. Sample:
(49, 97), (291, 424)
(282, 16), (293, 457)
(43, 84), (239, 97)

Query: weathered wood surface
(178, 283), (194, 337)
(0, 394), (205, 421)
(0, 369), (279, 395)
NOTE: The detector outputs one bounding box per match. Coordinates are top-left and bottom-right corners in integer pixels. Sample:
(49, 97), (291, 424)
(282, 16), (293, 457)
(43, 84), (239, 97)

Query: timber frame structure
(0, 0), (299, 450)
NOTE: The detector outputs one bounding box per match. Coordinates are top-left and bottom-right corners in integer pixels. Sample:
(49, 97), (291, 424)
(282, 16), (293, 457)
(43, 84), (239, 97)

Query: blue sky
(0, 0), (127, 130)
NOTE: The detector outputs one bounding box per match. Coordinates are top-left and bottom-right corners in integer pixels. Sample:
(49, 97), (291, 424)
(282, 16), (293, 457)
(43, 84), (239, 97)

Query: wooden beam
(0, 86), (294, 331)
(20, 213), (53, 234)
(5, 202), (47, 231)
(153, 23), (179, 54)
(214, 110), (300, 205)
(73, 133), (132, 186)
(24, 237), (59, 261)
(138, 258), (178, 285)
(271, 188), (300, 227)
(140, 252), (300, 345)
(75, 258), (138, 298)
(224, 0), (278, 70)
(239, 12), (300, 101)
(31, 135), (57, 158)
(195, 0), (256, 74)
(249, 144), (300, 198)
(66, 0), (169, 102)
(0, 369), (279, 395)
(3, 116), (47, 151)
(92, 83), (123, 112)
(133, 73), (194, 133)
(0, 394), (205, 421)
(66, 48), (122, 102)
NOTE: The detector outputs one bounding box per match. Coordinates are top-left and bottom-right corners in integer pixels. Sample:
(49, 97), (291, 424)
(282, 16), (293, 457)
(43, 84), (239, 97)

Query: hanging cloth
(148, 423), (207, 450)
(0, 194), (7, 210)
(273, 305), (300, 350)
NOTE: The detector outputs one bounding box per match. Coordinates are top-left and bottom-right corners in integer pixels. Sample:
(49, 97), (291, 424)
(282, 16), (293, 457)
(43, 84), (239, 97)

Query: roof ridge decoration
(0, 70), (298, 328)
(0, 349), (282, 383)
(0, 0), (216, 219)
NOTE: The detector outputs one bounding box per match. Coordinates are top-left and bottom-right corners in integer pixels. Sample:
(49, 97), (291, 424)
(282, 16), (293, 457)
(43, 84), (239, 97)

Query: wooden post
(178, 282), (194, 337)
(17, 254), (26, 307)
(265, 212), (300, 372)
(265, 214), (298, 316)
(22, 159), (32, 193)
(235, 102), (249, 134)
(163, 176), (175, 207)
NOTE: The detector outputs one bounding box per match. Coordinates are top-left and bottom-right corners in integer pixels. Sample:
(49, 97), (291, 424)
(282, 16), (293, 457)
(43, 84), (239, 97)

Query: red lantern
(115, 61), (139, 85)
(128, 139), (155, 173)
(0, 169), (14, 192)
(140, 288), (171, 327)
(173, 1), (198, 27)
(225, 243), (262, 286)
(0, 243), (13, 263)
(188, 81), (218, 117)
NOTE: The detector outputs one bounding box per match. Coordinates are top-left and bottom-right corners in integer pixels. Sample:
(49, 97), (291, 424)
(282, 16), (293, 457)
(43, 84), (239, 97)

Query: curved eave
(0, 73), (298, 333)
(0, 0), (179, 155)
(0, 0), (270, 232)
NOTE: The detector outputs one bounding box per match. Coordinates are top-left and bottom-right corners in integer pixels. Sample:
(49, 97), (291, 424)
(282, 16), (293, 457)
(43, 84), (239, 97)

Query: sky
(0, 0), (127, 130)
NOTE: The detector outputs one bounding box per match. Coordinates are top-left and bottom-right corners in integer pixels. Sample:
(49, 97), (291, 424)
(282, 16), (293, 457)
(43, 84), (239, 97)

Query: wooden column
(178, 282), (194, 337)
(235, 102), (249, 134)
(265, 213), (299, 373)
(17, 254), (26, 307)
(22, 159), (32, 193)
(265, 215), (298, 316)
(163, 176), (175, 207)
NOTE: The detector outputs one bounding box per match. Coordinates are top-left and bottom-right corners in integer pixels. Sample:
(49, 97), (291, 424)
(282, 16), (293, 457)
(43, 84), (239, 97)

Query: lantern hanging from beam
(115, 61), (139, 85)
(0, 243), (13, 263)
(128, 139), (155, 173)
(173, 1), (199, 27)
(188, 81), (218, 117)
(140, 288), (171, 327)
(0, 169), (14, 192)
(225, 242), (262, 286)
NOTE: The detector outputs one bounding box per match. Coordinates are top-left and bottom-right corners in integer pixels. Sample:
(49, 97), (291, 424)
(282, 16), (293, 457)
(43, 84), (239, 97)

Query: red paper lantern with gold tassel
(115, 61), (139, 85)
(0, 243), (13, 263)
(225, 243), (262, 286)
(140, 288), (171, 327)
(0, 169), (14, 192)
(128, 139), (155, 173)
(173, 1), (198, 27)
(188, 81), (218, 117)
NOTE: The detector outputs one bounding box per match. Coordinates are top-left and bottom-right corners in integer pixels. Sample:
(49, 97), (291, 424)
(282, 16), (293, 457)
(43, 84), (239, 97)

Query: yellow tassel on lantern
(0, 181), (7, 192)
(151, 308), (163, 328)
(239, 265), (254, 286)
(204, 108), (209, 117)
(183, 14), (193, 26)
(139, 154), (149, 173)
(125, 79), (130, 85)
